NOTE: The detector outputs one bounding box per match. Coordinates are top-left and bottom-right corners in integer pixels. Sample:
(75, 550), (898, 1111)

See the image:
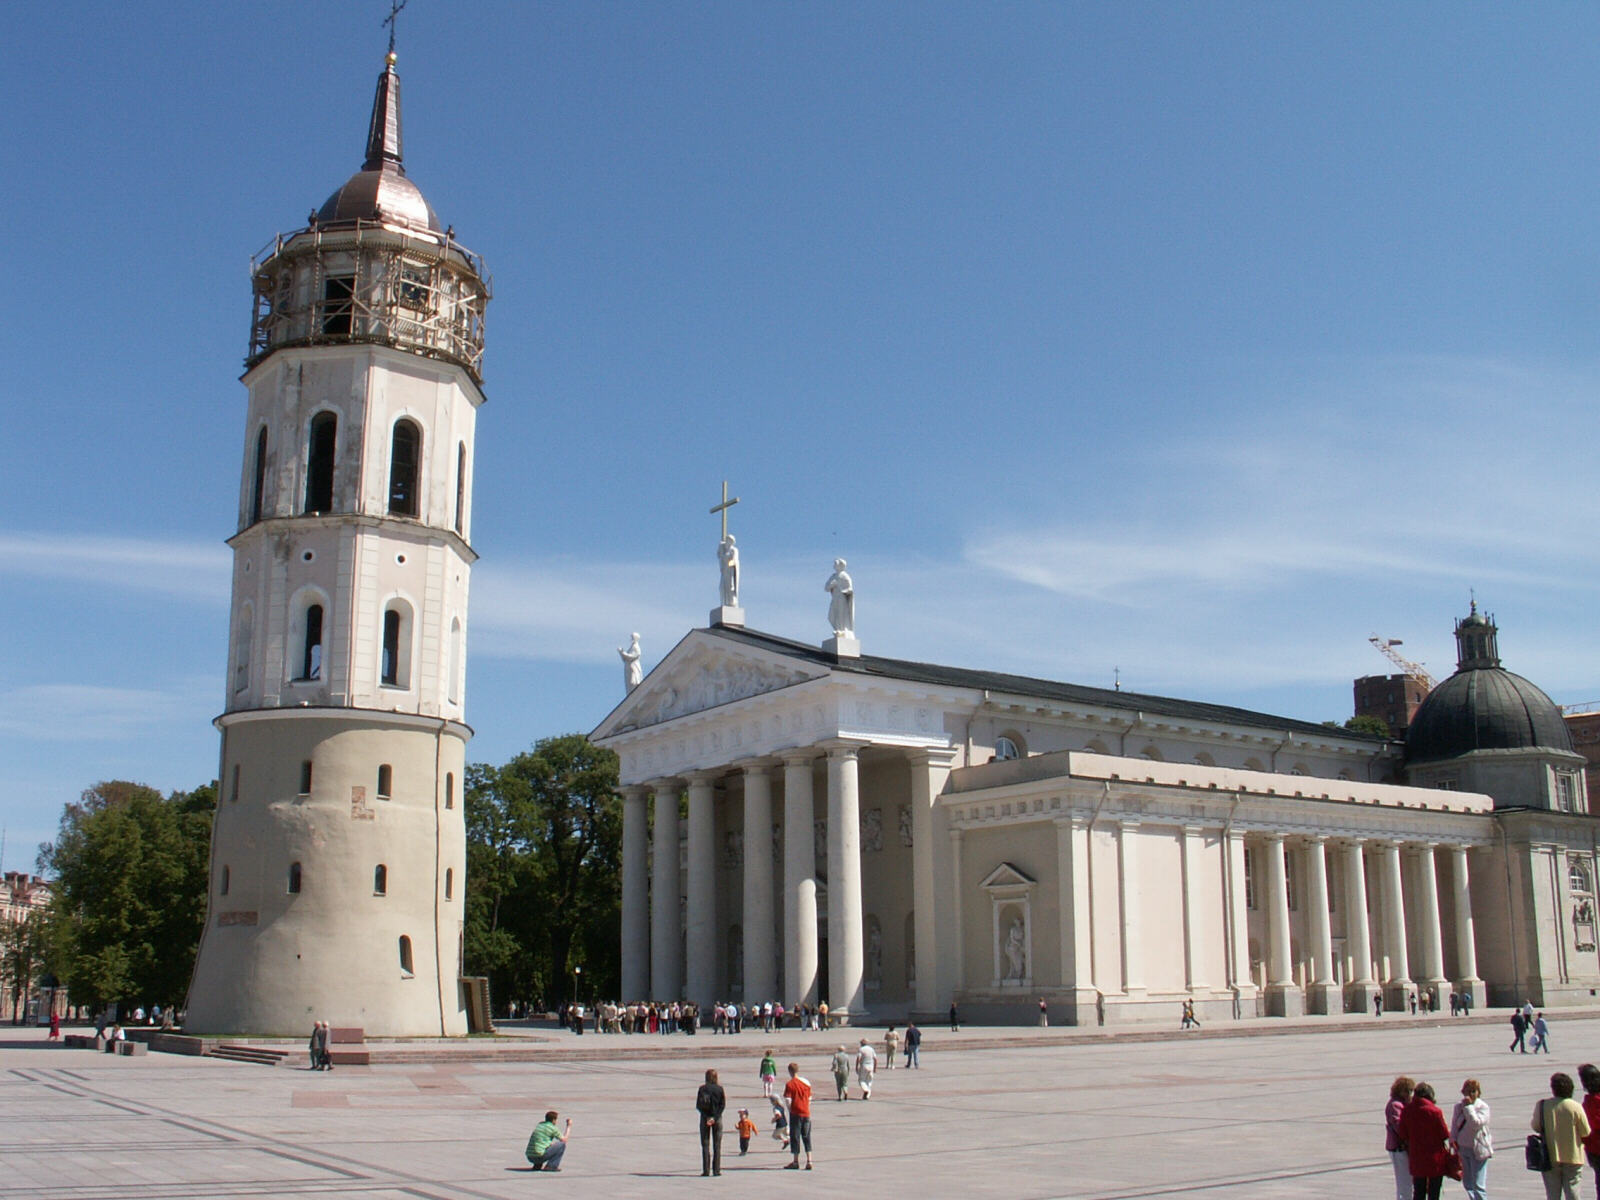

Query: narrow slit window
(250, 426), (268, 524)
(220, 865), (230, 896)
(299, 760), (313, 795)
(398, 935), (414, 975)
(444, 868), (454, 900)
(445, 772), (454, 810)
(374, 864), (387, 895)
(377, 764), (392, 799)
(304, 413), (337, 513)
(382, 608), (402, 686)
(229, 764), (240, 803)
(302, 604), (323, 680)
(288, 861), (302, 894)
(388, 419), (421, 517)
(454, 441), (467, 534)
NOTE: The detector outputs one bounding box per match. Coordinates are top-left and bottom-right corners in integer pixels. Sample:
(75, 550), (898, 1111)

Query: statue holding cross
(710, 481), (741, 609)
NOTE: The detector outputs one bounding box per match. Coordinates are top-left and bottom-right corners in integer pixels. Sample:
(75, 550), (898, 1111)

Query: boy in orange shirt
(736, 1108), (758, 1155)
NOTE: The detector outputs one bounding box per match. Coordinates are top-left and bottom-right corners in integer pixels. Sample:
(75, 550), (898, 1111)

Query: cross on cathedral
(710, 480), (740, 542)
(383, 0), (409, 55)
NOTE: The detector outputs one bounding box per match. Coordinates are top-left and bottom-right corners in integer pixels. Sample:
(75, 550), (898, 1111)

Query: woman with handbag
(1450, 1078), (1492, 1200)
(1400, 1082), (1453, 1200)
(1532, 1072), (1591, 1200)
(1388, 1077), (1416, 1200)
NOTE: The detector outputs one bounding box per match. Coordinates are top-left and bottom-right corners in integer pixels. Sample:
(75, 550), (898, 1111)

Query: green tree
(463, 735), (621, 1010)
(38, 780), (215, 1013)
(1344, 714), (1393, 738)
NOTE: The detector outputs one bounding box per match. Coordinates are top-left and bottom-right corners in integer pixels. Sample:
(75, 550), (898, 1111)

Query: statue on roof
(825, 558), (854, 638)
(618, 632), (643, 692)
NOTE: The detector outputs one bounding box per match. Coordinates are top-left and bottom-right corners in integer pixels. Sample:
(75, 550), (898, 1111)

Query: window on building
(299, 760), (313, 795)
(321, 274), (354, 336)
(377, 764), (392, 800)
(388, 419), (421, 517)
(220, 865), (230, 896)
(381, 603), (412, 687)
(1243, 848), (1256, 909)
(445, 772), (455, 809)
(1435, 778), (1460, 791)
(398, 935), (414, 975)
(398, 264), (431, 308)
(230, 764), (240, 803)
(288, 861), (302, 894)
(445, 868), (454, 900)
(250, 426), (268, 524)
(1570, 857), (1592, 896)
(454, 441), (466, 534)
(374, 864), (387, 895)
(1557, 773), (1579, 812)
(304, 412), (337, 513)
(994, 734), (1023, 761)
(301, 604), (324, 681)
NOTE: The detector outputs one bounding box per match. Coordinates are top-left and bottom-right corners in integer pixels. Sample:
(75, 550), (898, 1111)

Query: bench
(63, 1034), (97, 1049)
(113, 1040), (148, 1056)
(327, 1025), (369, 1066)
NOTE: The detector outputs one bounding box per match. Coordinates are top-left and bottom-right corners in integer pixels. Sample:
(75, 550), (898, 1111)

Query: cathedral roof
(703, 625), (1376, 744)
(315, 53), (442, 233)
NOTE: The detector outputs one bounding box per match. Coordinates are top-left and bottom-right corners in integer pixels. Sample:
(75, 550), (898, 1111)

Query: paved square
(1, 1017), (1585, 1198)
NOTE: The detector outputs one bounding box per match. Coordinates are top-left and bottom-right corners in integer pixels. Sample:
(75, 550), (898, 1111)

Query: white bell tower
(186, 47), (489, 1036)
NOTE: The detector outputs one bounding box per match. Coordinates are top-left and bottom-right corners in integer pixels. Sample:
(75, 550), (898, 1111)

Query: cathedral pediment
(594, 632), (822, 737)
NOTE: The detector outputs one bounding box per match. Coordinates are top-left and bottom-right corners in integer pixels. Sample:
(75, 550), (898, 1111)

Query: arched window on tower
(250, 426), (268, 525)
(377, 764), (392, 800)
(381, 603), (412, 687)
(288, 861), (303, 894)
(398, 935), (414, 976)
(445, 772), (455, 809)
(304, 412), (337, 513)
(374, 864), (387, 895)
(220, 864), (230, 896)
(454, 441), (467, 534)
(388, 419), (421, 517)
(301, 604), (324, 681)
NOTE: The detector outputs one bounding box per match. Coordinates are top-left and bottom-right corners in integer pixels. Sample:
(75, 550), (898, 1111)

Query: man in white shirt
(854, 1038), (878, 1100)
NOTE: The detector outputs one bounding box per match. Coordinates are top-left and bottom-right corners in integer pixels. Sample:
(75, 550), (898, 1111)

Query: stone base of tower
(185, 709), (470, 1037)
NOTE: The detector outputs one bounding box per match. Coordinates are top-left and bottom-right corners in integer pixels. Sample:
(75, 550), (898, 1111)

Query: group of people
(1385, 1060), (1600, 1200)
(307, 1020), (335, 1070)
(1511, 1002), (1554, 1054)
(560, 999), (850, 1035)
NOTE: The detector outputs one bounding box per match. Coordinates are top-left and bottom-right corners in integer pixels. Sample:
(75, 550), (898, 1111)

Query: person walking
(1450, 1078), (1492, 1200)
(783, 1061), (814, 1170)
(525, 1111), (572, 1172)
(736, 1108), (757, 1156)
(696, 1068), (726, 1177)
(1400, 1081), (1451, 1200)
(854, 1038), (877, 1100)
(949, 1003), (960, 1032)
(1534, 1072), (1591, 1200)
(1579, 1064), (1600, 1196)
(1511, 1009), (1529, 1053)
(830, 1045), (852, 1101)
(884, 1026), (899, 1070)
(904, 1022), (921, 1069)
(1038, 998), (1049, 1027)
(1533, 1012), (1551, 1054)
(759, 1048), (779, 1098)
(48, 1011), (60, 1040)
(1385, 1076), (1415, 1200)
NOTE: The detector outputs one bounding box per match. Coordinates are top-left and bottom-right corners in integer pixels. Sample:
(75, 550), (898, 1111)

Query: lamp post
(572, 966), (583, 1036)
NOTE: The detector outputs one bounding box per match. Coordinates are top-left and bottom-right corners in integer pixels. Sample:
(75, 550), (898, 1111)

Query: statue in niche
(861, 807), (883, 852)
(825, 558), (855, 637)
(618, 632), (643, 692)
(866, 918), (883, 987)
(1576, 898), (1597, 952)
(898, 805), (913, 847)
(719, 534), (740, 607)
(1003, 915), (1028, 981)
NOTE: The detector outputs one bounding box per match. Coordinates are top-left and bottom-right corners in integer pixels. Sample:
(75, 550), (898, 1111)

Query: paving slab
(1, 1016), (1589, 1198)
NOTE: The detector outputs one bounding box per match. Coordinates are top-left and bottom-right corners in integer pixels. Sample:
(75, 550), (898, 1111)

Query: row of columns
(619, 743), (875, 1018)
(1257, 835), (1480, 1016)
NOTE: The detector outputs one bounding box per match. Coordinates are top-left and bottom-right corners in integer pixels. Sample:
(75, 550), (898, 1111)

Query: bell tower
(186, 47), (489, 1036)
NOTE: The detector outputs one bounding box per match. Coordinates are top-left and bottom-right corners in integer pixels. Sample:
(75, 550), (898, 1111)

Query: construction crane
(1368, 635), (1437, 690)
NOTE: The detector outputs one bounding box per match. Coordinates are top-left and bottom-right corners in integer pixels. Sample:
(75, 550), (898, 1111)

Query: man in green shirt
(526, 1111), (572, 1172)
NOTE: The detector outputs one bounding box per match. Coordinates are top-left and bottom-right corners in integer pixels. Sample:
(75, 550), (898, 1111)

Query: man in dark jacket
(696, 1068), (726, 1176)
(1511, 1009), (1528, 1053)
(904, 1022), (922, 1068)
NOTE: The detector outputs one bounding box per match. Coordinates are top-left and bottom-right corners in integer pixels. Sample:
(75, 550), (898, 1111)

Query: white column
(826, 743), (865, 1020)
(1057, 816), (1098, 1023)
(650, 779), (681, 1000)
(741, 763), (777, 1005)
(910, 750), (953, 1015)
(1378, 841), (1411, 1007)
(684, 772), (717, 1009)
(1180, 825), (1203, 991)
(1412, 843), (1447, 999)
(1449, 845), (1481, 988)
(1224, 828), (1255, 1011)
(620, 786), (650, 1002)
(949, 827), (965, 994)
(1304, 837), (1338, 1014)
(1262, 834), (1302, 1016)
(782, 752), (818, 1008)
(1341, 840), (1379, 1013)
(1117, 820), (1144, 996)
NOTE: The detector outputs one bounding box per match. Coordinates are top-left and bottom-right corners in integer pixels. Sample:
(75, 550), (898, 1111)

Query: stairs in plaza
(207, 1043), (289, 1067)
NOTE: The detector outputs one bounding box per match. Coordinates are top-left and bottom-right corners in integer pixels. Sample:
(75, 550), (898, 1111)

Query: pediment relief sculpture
(621, 655), (814, 730)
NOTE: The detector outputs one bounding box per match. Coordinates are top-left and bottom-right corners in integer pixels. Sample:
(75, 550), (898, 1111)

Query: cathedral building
(185, 49), (486, 1036)
(594, 601), (1594, 1024)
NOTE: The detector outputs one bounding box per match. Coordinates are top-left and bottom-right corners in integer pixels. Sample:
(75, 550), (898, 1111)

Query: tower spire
(362, 49), (405, 174)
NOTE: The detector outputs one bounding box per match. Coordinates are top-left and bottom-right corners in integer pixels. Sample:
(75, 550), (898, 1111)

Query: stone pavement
(2, 1015), (1591, 1198)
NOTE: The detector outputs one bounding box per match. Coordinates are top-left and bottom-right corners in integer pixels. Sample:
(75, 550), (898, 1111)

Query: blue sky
(4, 2), (1598, 872)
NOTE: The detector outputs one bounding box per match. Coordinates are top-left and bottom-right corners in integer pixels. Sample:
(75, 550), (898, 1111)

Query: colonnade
(619, 742), (884, 1019)
(1254, 835), (1481, 1015)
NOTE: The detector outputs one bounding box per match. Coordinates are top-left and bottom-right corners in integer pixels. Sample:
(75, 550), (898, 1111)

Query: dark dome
(317, 167), (440, 232)
(1405, 667), (1573, 765)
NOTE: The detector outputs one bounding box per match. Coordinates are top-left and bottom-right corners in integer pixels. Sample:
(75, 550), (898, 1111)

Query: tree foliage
(463, 735), (621, 1011)
(38, 780), (215, 1013)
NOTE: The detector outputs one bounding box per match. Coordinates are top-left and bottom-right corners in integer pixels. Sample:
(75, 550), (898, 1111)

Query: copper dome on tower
(315, 53), (442, 233)
(1404, 605), (1573, 766)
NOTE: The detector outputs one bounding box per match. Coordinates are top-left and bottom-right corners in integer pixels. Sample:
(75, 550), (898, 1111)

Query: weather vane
(384, 0), (409, 56)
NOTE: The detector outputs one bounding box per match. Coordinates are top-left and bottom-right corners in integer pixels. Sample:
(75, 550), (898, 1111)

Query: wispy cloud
(0, 531), (230, 602)
(0, 682), (214, 741)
